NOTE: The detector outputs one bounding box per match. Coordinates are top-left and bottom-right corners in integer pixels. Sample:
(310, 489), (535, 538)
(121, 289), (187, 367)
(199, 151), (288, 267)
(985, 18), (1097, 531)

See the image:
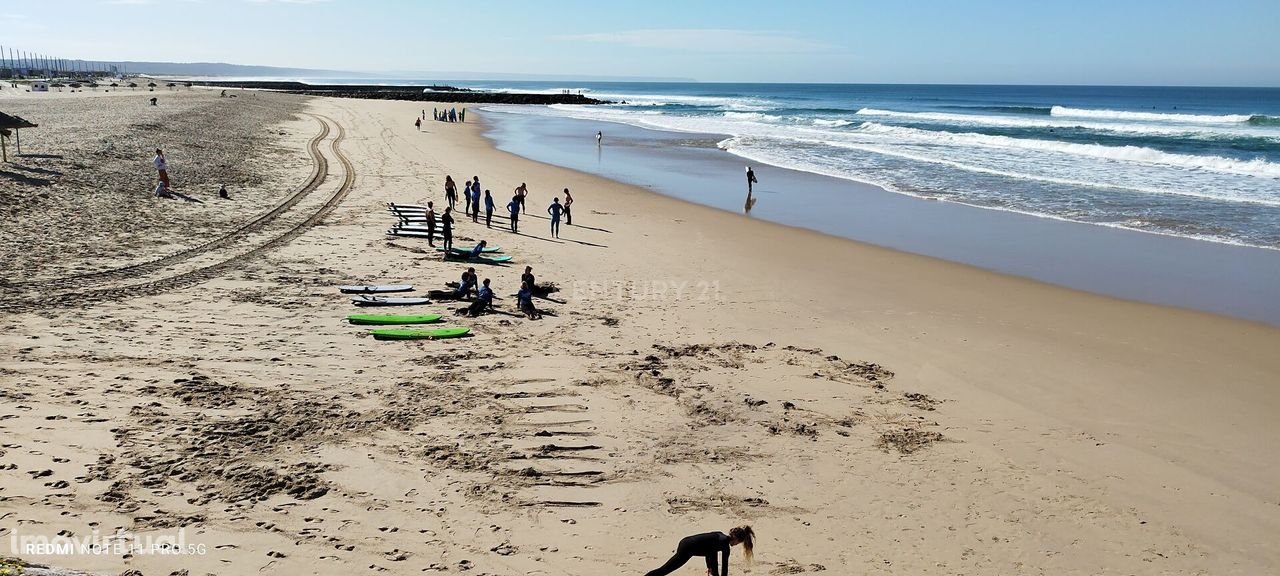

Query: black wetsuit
(441, 212), (454, 250)
(645, 532), (731, 576)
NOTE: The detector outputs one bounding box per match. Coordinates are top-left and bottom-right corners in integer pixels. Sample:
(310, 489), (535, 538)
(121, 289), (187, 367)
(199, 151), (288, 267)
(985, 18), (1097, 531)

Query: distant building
(31, 81), (49, 92)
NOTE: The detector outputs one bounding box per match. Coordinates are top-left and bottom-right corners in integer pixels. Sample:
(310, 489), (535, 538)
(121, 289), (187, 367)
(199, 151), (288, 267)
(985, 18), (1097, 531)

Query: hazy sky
(3, 0), (1279, 85)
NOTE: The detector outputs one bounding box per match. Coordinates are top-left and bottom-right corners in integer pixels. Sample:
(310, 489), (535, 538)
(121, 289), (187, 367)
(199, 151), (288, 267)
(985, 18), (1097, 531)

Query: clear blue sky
(3, 0), (1279, 85)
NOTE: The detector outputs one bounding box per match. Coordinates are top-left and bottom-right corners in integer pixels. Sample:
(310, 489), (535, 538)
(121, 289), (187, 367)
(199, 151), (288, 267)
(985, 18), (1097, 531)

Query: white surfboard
(338, 284), (414, 294)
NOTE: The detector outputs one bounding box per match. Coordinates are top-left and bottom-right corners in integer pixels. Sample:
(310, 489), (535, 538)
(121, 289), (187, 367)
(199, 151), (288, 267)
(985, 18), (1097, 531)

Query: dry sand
(0, 92), (1278, 576)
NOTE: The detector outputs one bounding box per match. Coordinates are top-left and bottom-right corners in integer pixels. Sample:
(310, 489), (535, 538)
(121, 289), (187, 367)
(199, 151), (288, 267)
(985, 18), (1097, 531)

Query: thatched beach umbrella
(0, 111), (39, 162)
(127, 82), (137, 88)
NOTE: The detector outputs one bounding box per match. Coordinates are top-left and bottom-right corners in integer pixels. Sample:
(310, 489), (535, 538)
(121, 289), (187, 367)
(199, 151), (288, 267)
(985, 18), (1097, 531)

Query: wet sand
(0, 92), (1278, 575)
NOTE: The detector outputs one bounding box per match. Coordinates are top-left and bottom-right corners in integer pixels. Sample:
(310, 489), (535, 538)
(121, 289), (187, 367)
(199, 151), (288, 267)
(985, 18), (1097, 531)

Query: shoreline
(1, 93), (1277, 575)
(480, 107), (1280, 326)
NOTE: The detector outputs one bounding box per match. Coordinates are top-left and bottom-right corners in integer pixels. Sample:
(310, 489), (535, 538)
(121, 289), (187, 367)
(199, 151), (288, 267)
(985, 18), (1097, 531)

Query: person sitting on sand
(459, 267), (477, 296)
(644, 526), (754, 576)
(521, 266), (536, 292)
(424, 202), (437, 248)
(468, 240), (489, 260)
(218, 184), (229, 199)
(154, 179), (172, 198)
(431, 267), (476, 300)
(518, 281), (541, 320)
(462, 278), (493, 317)
(508, 196), (520, 233)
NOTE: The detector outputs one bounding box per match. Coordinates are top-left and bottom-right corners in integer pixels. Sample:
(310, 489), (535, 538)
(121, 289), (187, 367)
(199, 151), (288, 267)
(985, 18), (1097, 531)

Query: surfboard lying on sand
(443, 253), (513, 264)
(369, 327), (471, 340)
(351, 295), (432, 306)
(391, 213), (443, 222)
(386, 229), (442, 238)
(388, 203), (431, 211)
(435, 246), (502, 254)
(338, 284), (414, 294)
(347, 313), (443, 325)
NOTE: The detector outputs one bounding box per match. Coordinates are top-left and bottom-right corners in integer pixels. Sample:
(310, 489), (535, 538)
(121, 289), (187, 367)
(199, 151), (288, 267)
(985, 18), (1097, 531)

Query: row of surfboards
(339, 284), (469, 340)
(383, 204), (513, 264)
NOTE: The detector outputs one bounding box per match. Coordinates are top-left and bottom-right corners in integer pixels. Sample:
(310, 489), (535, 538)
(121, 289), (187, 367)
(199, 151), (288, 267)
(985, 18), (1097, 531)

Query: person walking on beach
(548, 197), (563, 238)
(154, 149), (169, 186)
(514, 182), (528, 214)
(424, 201), (437, 247)
(483, 189), (495, 228)
(441, 207), (455, 251)
(507, 196), (520, 233)
(444, 176), (457, 210)
(643, 526), (754, 576)
(746, 166), (757, 194)
(596, 131), (602, 145)
(415, 117), (421, 131)
(563, 188), (573, 225)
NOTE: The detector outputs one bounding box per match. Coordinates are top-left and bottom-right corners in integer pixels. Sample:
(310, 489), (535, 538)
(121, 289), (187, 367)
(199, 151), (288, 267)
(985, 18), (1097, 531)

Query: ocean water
(459, 82), (1280, 249)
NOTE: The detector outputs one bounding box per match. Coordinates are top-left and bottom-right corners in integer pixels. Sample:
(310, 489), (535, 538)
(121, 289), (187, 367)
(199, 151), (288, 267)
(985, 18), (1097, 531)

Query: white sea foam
(1050, 106), (1255, 124)
(855, 108), (1277, 139)
(857, 123), (1280, 178)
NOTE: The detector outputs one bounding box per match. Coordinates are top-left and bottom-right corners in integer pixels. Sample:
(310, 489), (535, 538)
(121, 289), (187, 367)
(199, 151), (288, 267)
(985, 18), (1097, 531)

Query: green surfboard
(369, 327), (471, 340)
(347, 314), (442, 325)
(435, 245), (502, 254)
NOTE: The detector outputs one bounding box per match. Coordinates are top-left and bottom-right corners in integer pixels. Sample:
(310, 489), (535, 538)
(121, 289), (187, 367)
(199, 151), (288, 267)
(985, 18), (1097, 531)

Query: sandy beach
(2, 90), (1279, 575)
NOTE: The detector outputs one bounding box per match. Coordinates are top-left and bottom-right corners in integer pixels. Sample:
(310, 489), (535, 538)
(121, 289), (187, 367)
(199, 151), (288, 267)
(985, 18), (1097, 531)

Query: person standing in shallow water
(746, 166), (757, 194)
(644, 526), (754, 576)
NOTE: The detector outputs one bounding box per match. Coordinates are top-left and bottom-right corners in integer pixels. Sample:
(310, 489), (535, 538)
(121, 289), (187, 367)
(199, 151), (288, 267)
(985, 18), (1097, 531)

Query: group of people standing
(441, 175), (574, 238)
